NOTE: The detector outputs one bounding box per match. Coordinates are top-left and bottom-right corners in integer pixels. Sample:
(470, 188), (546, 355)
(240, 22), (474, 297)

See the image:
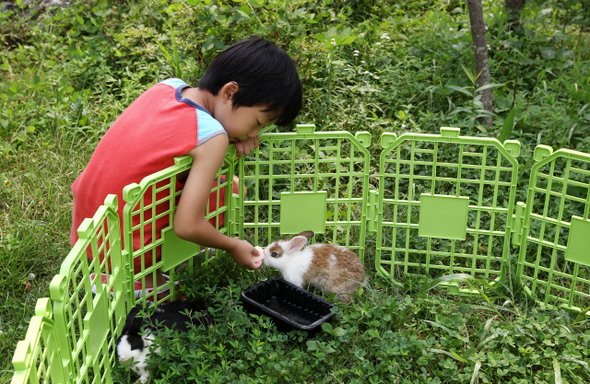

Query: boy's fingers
(234, 137), (259, 157)
(234, 141), (244, 157)
(251, 246), (265, 269)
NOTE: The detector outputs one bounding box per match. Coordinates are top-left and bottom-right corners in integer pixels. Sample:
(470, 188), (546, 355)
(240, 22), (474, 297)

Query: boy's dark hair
(197, 37), (302, 127)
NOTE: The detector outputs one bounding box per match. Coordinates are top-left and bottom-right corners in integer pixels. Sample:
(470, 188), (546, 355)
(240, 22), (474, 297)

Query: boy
(71, 37), (302, 295)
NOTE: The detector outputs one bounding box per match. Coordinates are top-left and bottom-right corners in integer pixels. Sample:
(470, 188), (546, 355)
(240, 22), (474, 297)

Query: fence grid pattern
(517, 147), (590, 311)
(375, 130), (519, 287)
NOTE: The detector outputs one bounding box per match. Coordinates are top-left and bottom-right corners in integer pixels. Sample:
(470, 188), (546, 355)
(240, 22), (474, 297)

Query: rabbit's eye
(271, 252), (278, 257)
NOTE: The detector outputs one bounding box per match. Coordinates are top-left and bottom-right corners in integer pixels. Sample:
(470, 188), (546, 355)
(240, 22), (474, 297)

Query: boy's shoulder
(158, 78), (188, 89)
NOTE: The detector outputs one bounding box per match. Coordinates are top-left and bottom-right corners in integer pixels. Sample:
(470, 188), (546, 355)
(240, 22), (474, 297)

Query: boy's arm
(173, 134), (260, 270)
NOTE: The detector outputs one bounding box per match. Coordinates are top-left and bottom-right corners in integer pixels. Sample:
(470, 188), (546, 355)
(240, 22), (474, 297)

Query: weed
(1, 0), (589, 382)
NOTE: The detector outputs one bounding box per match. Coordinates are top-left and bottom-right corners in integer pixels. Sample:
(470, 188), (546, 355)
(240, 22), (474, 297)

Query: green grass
(1, 0), (590, 382)
(113, 257), (590, 383)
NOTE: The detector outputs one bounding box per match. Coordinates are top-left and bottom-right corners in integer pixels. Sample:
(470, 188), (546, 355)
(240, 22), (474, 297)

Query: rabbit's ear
(296, 230), (314, 238)
(121, 305), (142, 334)
(288, 236), (308, 252)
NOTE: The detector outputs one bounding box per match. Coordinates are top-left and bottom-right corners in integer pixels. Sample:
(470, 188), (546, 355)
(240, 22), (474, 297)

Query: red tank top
(71, 80), (227, 272)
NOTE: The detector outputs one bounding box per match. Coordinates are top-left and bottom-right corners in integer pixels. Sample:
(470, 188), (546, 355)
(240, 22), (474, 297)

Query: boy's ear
(221, 81), (239, 102)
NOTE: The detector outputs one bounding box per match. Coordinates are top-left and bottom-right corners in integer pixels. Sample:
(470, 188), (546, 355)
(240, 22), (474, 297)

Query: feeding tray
(241, 278), (336, 333)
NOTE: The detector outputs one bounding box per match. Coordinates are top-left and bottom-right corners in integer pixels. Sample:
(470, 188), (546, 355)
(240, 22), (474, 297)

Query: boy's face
(217, 104), (276, 143)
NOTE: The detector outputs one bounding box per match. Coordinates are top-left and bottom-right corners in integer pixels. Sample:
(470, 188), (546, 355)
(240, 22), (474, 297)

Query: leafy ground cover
(1, 0), (589, 382)
(115, 257), (590, 384)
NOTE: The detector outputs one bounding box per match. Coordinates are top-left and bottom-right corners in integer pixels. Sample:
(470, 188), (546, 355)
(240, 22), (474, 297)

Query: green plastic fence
(13, 195), (126, 384)
(10, 126), (590, 383)
(516, 145), (590, 312)
(120, 155), (233, 305)
(236, 124), (372, 259)
(374, 128), (521, 292)
(11, 299), (65, 384)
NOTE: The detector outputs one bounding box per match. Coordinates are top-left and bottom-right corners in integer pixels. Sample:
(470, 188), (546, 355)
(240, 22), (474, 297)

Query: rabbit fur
(262, 230), (365, 302)
(115, 300), (212, 383)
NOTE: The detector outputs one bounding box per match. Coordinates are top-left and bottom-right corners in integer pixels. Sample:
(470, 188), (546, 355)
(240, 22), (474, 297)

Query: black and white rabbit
(115, 300), (212, 383)
(262, 230), (366, 303)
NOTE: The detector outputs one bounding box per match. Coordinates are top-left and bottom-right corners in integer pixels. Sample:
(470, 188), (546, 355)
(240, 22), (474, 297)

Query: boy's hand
(251, 246), (265, 268)
(228, 238), (262, 270)
(234, 136), (260, 157)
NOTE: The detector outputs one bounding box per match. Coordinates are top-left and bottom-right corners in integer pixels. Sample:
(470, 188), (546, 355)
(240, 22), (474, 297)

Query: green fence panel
(374, 128), (521, 290)
(10, 154), (237, 383)
(121, 155), (233, 305)
(237, 125), (372, 260)
(13, 126), (590, 384)
(47, 195), (126, 384)
(11, 299), (67, 384)
(516, 146), (590, 312)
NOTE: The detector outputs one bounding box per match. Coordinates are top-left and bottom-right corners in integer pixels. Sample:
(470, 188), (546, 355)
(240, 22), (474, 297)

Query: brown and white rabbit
(262, 230), (366, 303)
(116, 300), (212, 383)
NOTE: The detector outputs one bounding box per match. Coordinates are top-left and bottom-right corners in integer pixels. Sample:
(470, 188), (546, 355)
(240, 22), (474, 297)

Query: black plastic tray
(241, 278), (335, 333)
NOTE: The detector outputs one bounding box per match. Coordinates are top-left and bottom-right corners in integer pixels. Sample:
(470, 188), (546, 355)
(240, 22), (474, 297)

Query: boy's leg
(208, 175), (246, 227)
(142, 268), (169, 301)
(144, 268), (167, 288)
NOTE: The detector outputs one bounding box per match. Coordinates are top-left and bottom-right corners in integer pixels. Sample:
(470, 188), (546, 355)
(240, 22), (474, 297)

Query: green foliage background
(1, 0), (589, 382)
